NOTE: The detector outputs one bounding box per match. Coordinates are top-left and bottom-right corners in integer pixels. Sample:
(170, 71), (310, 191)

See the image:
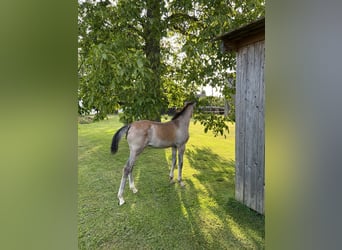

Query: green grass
(78, 115), (264, 249)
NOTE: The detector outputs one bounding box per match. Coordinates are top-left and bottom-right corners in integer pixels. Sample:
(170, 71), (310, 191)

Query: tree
(78, 0), (264, 134)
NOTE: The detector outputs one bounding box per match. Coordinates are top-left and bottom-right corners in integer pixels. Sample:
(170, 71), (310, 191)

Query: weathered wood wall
(235, 40), (265, 214)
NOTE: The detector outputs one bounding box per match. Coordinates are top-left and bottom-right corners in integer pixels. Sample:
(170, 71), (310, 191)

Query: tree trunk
(144, 0), (162, 121)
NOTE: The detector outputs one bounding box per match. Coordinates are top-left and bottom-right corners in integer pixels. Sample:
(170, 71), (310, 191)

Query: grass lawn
(78, 115), (264, 249)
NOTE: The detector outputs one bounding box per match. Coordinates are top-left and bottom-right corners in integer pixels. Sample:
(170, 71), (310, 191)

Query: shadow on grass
(79, 139), (211, 249)
(181, 146), (265, 248)
(79, 122), (264, 249)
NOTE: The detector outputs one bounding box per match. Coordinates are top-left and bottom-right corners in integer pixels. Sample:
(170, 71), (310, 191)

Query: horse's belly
(148, 124), (188, 148)
(148, 139), (173, 148)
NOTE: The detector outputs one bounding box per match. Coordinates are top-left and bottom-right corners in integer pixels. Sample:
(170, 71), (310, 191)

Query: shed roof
(216, 17), (265, 52)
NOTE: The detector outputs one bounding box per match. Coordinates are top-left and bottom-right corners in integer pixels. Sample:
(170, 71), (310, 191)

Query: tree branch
(164, 12), (199, 27)
(126, 24), (144, 39)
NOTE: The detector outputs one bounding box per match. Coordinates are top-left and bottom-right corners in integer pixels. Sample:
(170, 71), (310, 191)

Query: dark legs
(177, 144), (186, 187)
(169, 146), (177, 182)
(118, 143), (186, 206)
(169, 144), (186, 187)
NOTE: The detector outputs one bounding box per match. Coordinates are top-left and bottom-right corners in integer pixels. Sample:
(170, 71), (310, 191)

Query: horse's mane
(171, 102), (194, 120)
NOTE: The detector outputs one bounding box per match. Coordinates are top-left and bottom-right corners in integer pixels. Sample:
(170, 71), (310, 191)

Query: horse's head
(184, 101), (196, 117)
(171, 102), (196, 121)
(187, 101), (196, 112)
(185, 101), (196, 109)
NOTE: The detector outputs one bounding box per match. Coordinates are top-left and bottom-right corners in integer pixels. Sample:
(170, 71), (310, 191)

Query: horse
(111, 102), (195, 205)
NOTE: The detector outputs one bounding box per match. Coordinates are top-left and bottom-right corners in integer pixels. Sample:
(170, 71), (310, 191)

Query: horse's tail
(111, 125), (130, 154)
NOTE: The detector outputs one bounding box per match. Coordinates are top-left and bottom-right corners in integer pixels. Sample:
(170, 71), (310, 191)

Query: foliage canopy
(78, 0), (264, 135)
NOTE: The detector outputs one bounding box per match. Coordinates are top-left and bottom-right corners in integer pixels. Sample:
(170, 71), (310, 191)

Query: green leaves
(194, 113), (230, 138)
(78, 0), (264, 135)
(136, 58), (144, 69)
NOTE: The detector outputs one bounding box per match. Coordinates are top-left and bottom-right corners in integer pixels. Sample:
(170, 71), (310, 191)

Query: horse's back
(127, 119), (189, 149)
(125, 120), (151, 149)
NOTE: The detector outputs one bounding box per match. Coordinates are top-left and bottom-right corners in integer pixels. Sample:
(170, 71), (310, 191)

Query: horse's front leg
(169, 146), (177, 183)
(177, 144), (186, 187)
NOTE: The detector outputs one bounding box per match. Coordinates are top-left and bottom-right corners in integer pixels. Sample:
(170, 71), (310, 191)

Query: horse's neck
(176, 109), (192, 128)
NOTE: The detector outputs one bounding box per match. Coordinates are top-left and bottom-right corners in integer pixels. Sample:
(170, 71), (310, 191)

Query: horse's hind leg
(117, 161), (129, 206)
(169, 146), (177, 183)
(128, 168), (138, 194)
(117, 151), (138, 206)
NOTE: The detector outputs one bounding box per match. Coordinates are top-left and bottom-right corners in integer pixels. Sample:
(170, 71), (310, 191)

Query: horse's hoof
(132, 188), (138, 194)
(170, 179), (175, 184)
(179, 181), (186, 187)
(118, 198), (125, 206)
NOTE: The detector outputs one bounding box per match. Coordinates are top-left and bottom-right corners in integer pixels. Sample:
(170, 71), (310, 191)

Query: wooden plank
(236, 33), (265, 51)
(235, 48), (242, 202)
(235, 46), (248, 203)
(244, 43), (258, 210)
(256, 41), (265, 214)
(222, 33), (264, 52)
(235, 40), (265, 214)
(253, 41), (263, 214)
(252, 41), (260, 213)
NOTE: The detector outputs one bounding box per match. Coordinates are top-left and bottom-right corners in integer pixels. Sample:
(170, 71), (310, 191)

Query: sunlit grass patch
(78, 115), (264, 249)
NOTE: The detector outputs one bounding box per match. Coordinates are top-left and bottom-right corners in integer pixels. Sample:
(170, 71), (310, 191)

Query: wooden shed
(216, 18), (265, 214)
